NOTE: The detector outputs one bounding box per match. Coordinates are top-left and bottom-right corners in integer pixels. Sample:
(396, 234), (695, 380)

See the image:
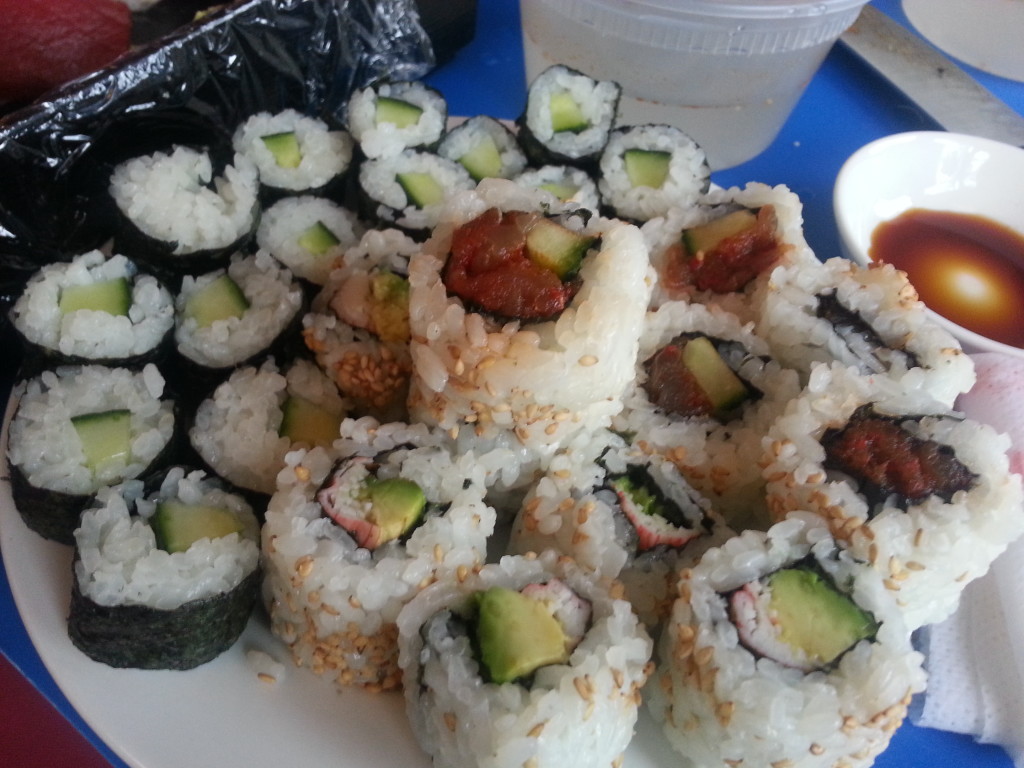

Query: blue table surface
(2, 1), (1022, 766)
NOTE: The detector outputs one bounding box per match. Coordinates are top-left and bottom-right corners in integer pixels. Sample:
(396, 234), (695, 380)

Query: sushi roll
(597, 124), (710, 223)
(516, 64), (620, 171)
(68, 469), (261, 669)
(8, 249), (174, 374)
(647, 516), (927, 768)
(255, 195), (364, 287)
(6, 363), (178, 544)
(437, 115), (528, 182)
(262, 425), (496, 691)
(346, 80), (448, 159)
(762, 364), (1024, 630)
(109, 145), (260, 287)
(232, 109), (354, 202)
(396, 551), (653, 768)
(513, 164), (601, 212)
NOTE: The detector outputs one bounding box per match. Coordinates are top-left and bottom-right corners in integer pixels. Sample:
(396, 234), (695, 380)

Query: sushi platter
(2, 1), (1024, 768)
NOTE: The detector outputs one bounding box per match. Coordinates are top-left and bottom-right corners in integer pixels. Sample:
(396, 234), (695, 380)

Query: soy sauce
(869, 208), (1024, 348)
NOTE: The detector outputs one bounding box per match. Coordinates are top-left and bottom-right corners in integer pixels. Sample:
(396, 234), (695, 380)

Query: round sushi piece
(8, 249), (173, 373)
(6, 363), (178, 544)
(396, 550), (653, 768)
(513, 164), (601, 212)
(754, 256), (975, 407)
(255, 195), (364, 286)
(516, 64), (620, 170)
(597, 124), (710, 223)
(762, 363), (1024, 630)
(356, 149), (475, 238)
(303, 227), (418, 422)
(647, 515), (927, 768)
(68, 469), (261, 669)
(613, 301), (801, 532)
(262, 427), (496, 691)
(407, 179), (654, 478)
(346, 80), (448, 159)
(437, 115), (528, 182)
(109, 145), (260, 286)
(232, 109), (354, 201)
(189, 357), (349, 498)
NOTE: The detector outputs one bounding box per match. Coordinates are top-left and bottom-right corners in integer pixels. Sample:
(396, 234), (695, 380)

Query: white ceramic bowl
(834, 130), (1024, 359)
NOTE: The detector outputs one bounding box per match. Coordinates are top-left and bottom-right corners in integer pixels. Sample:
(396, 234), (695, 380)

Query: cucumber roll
(68, 469), (261, 669)
(232, 109), (354, 202)
(647, 516), (927, 768)
(437, 115), (528, 182)
(262, 427), (496, 691)
(7, 364), (178, 544)
(763, 364), (1024, 630)
(516, 64), (620, 171)
(8, 249), (173, 374)
(513, 164), (601, 211)
(346, 80), (448, 159)
(396, 551), (653, 768)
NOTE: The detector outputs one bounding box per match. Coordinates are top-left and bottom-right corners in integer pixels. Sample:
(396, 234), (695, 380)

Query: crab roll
(262, 428), (496, 691)
(8, 249), (174, 374)
(513, 164), (601, 211)
(109, 145), (260, 287)
(763, 364), (1024, 630)
(68, 469), (261, 669)
(437, 115), (528, 182)
(303, 227), (418, 422)
(516, 64), (620, 170)
(232, 109), (354, 202)
(346, 80), (448, 159)
(754, 256), (975, 406)
(255, 195), (364, 287)
(647, 516), (926, 768)
(396, 551), (652, 768)
(6, 364), (178, 544)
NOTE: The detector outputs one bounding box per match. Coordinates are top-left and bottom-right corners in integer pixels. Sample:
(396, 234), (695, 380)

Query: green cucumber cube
(396, 172), (445, 209)
(682, 209), (759, 257)
(59, 278), (131, 316)
(681, 336), (750, 414)
(279, 395), (342, 448)
(183, 274), (250, 328)
(261, 131), (302, 169)
(524, 218), (596, 279)
(375, 97), (424, 129)
(548, 91), (588, 134)
(623, 149), (671, 190)
(71, 409), (132, 471)
(458, 135), (503, 181)
(150, 500), (245, 554)
(297, 220), (341, 256)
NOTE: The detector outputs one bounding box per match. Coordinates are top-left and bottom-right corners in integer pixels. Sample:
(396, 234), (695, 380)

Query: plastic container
(519, 0), (869, 170)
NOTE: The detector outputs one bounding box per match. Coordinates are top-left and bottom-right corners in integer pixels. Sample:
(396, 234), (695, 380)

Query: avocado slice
(524, 218), (596, 280)
(261, 131), (303, 169)
(475, 586), (570, 684)
(182, 274), (249, 328)
(623, 149), (671, 190)
(150, 499), (246, 554)
(682, 209), (759, 257)
(458, 135), (503, 181)
(279, 395), (342, 448)
(71, 409), (132, 471)
(368, 271), (411, 343)
(548, 91), (588, 134)
(365, 477), (426, 545)
(538, 181), (579, 201)
(396, 171), (445, 209)
(59, 278), (131, 316)
(297, 220), (341, 256)
(680, 336), (750, 414)
(375, 96), (424, 129)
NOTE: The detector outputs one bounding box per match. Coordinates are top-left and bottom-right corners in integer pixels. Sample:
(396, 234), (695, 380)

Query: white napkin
(914, 353), (1024, 765)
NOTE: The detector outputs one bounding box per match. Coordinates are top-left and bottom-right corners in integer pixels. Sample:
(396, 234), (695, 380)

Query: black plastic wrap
(0, 0), (435, 308)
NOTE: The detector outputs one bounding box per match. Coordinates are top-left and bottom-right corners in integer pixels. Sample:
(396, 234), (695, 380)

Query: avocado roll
(346, 80), (448, 159)
(513, 163), (601, 211)
(68, 469), (261, 669)
(8, 249), (173, 375)
(396, 551), (652, 768)
(437, 115), (528, 182)
(6, 364), (178, 544)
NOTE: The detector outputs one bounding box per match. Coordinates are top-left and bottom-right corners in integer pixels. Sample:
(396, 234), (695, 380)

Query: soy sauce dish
(833, 131), (1024, 359)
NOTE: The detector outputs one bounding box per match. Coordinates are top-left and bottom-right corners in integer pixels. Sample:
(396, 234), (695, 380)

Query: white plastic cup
(520, 0), (869, 170)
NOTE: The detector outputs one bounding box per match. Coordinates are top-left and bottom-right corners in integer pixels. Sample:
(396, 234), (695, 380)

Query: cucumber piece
(623, 149), (671, 190)
(681, 337), (750, 414)
(71, 409), (132, 471)
(279, 395), (342, 448)
(458, 135), (503, 181)
(59, 278), (131, 316)
(396, 171), (445, 208)
(297, 220), (341, 255)
(538, 181), (579, 201)
(261, 131), (302, 169)
(183, 274), (249, 328)
(524, 218), (596, 279)
(375, 97), (424, 129)
(549, 91), (588, 134)
(150, 499), (245, 554)
(682, 209), (758, 257)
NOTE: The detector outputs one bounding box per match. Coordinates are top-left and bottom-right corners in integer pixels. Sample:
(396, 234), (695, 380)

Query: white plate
(0, 396), (678, 768)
